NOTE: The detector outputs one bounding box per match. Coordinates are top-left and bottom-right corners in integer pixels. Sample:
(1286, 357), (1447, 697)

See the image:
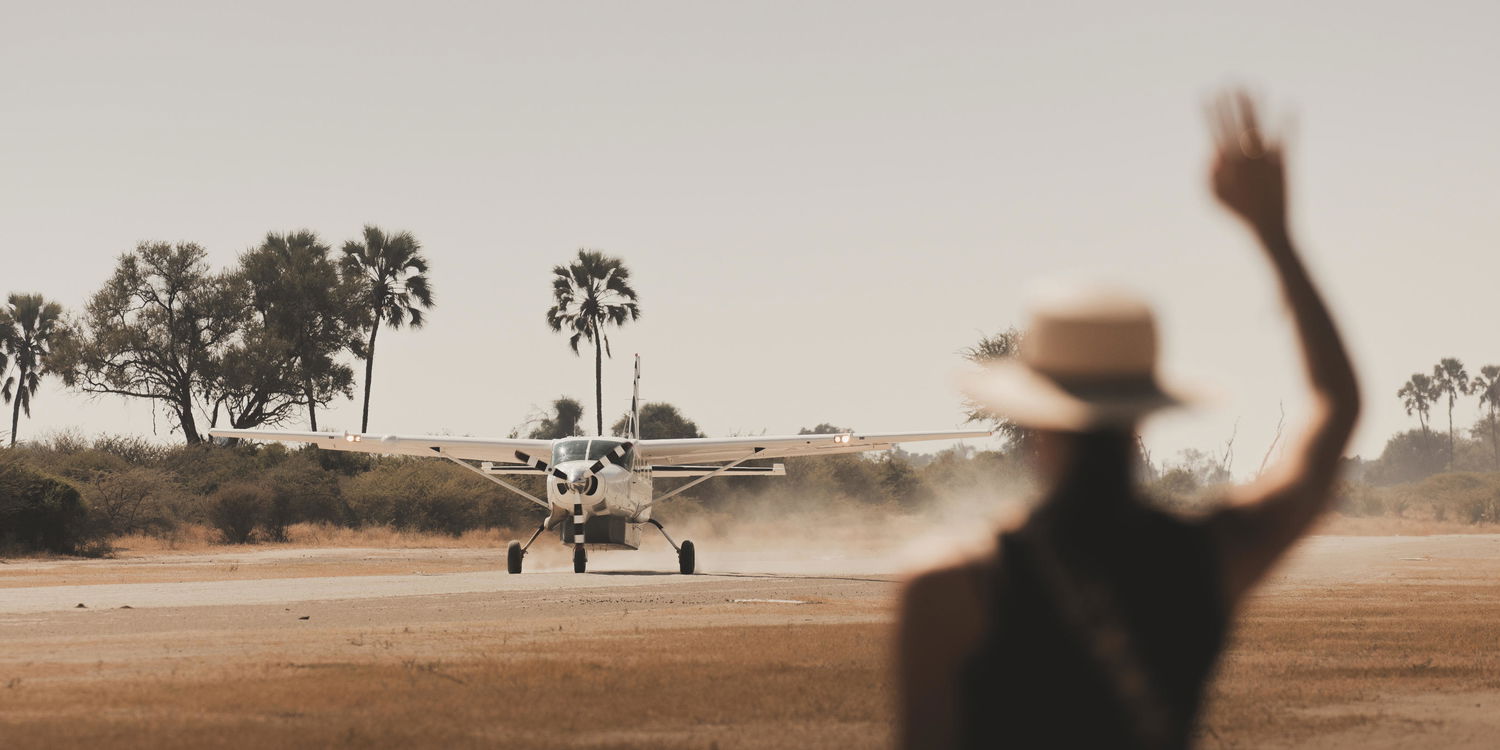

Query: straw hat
(961, 284), (1196, 431)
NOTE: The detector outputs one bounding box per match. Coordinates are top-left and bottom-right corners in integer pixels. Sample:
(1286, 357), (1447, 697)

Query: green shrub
(1365, 429), (1447, 485)
(311, 445), (373, 476)
(161, 442), (288, 498)
(83, 466), (190, 536)
(343, 459), (531, 535)
(0, 458), (94, 554)
(261, 456), (348, 541)
(1411, 473), (1500, 524)
(1336, 473), (1500, 524)
(51, 450), (132, 483)
(1147, 468), (1201, 507)
(1336, 481), (1389, 517)
(206, 483), (271, 544)
(778, 454), (881, 506)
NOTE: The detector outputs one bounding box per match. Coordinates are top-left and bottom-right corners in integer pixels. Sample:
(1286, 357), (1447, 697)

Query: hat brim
(959, 362), (1198, 432)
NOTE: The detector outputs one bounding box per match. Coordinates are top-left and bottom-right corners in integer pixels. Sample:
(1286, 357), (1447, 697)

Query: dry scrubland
(1, 531), (1498, 749)
(8, 431), (1500, 567)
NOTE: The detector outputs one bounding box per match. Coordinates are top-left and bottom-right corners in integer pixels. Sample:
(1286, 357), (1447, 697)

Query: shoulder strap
(1017, 525), (1179, 749)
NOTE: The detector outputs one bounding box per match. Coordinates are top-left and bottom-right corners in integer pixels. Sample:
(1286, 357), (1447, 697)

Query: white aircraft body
(209, 357), (988, 574)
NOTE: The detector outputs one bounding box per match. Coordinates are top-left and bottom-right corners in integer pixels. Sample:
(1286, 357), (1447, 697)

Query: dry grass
(1316, 514), (1500, 536)
(0, 620), (890, 750)
(5, 533), (1500, 748)
(8, 576), (1497, 749)
(110, 522), (528, 554)
(1200, 582), (1500, 748)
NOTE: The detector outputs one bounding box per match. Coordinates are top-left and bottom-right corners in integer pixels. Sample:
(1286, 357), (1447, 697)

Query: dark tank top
(958, 498), (1228, 750)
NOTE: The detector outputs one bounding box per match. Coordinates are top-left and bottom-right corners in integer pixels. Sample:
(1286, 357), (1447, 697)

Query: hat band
(1047, 373), (1164, 400)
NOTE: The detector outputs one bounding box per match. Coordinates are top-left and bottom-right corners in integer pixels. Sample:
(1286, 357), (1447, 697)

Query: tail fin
(628, 354), (642, 441)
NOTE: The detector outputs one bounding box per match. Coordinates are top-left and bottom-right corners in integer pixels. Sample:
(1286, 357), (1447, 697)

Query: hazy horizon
(3, 1), (1497, 473)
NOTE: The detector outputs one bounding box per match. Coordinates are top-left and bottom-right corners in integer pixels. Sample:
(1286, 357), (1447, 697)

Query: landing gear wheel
(506, 540), (523, 574)
(573, 545), (587, 574)
(678, 540), (695, 575)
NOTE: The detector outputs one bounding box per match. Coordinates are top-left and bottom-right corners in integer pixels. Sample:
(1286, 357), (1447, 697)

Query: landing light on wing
(833, 434), (852, 444)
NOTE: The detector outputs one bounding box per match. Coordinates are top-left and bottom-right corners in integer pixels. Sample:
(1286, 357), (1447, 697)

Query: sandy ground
(2, 534), (1499, 748)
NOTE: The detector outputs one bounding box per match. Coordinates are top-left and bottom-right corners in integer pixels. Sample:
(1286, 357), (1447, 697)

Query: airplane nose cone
(557, 462), (590, 483)
(549, 459), (576, 483)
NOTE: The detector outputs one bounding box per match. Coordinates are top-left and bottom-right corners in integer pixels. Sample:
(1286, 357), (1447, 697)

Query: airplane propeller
(515, 452), (569, 482)
(516, 441), (634, 495)
(583, 441), (634, 476)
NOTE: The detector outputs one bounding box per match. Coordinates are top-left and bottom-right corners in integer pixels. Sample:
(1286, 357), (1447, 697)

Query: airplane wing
(639, 430), (992, 466)
(207, 429), (551, 464)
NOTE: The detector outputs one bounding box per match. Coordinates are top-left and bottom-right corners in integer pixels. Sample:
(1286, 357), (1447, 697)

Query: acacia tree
(962, 327), (1029, 452)
(545, 249), (640, 436)
(1431, 358), (1471, 468)
(1, 294), (69, 445)
(210, 294), (327, 430)
(1473, 364), (1500, 469)
(611, 402), (703, 439)
(237, 230), (361, 431)
(340, 226), (434, 433)
(1397, 372), (1440, 438)
(528, 397), (586, 440)
(59, 242), (243, 444)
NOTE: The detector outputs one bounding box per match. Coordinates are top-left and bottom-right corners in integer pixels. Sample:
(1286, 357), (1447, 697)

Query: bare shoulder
(896, 550), (998, 749)
(903, 558), (985, 606)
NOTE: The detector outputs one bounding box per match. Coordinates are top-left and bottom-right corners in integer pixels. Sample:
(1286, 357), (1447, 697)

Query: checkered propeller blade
(515, 451), (570, 482)
(586, 441), (634, 475)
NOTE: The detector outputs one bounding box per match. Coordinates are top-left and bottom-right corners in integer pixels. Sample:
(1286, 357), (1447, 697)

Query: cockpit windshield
(552, 438), (630, 464)
(588, 439), (625, 460)
(553, 439), (590, 464)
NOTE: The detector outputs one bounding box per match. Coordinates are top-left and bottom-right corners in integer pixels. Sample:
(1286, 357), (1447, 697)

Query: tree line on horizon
(4, 232), (1499, 555)
(1396, 359), (1500, 471)
(960, 329), (1500, 488)
(3, 331), (1498, 555)
(0, 226), (434, 445)
(4, 234), (1495, 483)
(0, 230), (651, 448)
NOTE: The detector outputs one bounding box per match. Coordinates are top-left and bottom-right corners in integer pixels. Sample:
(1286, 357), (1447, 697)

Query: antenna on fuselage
(628, 354), (642, 441)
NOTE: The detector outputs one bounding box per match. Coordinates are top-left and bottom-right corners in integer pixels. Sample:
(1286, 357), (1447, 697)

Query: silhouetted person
(897, 91), (1360, 749)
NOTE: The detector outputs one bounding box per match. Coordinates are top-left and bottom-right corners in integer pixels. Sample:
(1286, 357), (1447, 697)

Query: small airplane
(209, 356), (989, 574)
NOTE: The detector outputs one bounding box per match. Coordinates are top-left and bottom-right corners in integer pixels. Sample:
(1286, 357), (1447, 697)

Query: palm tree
(1397, 372), (1440, 437)
(545, 249), (641, 435)
(1, 294), (67, 446)
(1431, 358), (1471, 468)
(0, 317), (9, 441)
(340, 226), (434, 433)
(1473, 364), (1500, 469)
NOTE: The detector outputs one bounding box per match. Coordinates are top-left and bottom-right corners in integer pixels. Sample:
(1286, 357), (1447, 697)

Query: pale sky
(2, 1), (1496, 472)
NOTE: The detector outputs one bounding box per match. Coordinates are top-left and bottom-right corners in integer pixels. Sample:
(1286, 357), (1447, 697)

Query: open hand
(1208, 90), (1288, 239)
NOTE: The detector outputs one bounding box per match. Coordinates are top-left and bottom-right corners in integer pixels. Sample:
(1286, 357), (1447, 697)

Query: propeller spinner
(517, 441), (634, 496)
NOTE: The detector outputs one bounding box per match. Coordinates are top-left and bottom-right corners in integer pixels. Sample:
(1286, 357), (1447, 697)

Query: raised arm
(1205, 91), (1362, 603)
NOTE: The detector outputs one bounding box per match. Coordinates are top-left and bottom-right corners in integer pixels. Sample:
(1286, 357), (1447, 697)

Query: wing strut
(435, 450), (549, 509)
(652, 447), (765, 504)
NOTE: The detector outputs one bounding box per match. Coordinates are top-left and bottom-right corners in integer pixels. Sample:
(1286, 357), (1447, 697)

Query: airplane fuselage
(546, 437), (653, 549)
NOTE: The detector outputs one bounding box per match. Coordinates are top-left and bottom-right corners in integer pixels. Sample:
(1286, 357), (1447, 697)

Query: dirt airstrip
(2, 533), (1498, 749)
